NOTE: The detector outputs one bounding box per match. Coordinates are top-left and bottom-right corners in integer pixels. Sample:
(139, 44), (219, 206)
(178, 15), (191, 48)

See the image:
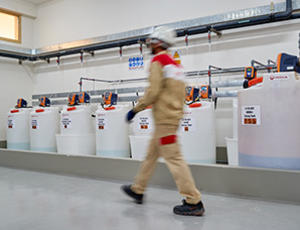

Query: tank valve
(185, 34), (189, 47)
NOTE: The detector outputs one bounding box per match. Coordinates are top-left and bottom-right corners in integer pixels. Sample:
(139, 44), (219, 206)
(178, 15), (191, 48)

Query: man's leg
(122, 135), (159, 204)
(156, 125), (202, 204)
(161, 141), (201, 204)
(131, 135), (159, 194)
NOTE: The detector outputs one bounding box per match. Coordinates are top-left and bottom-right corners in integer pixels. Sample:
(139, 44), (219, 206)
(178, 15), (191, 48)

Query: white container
(225, 137), (238, 166)
(60, 105), (94, 135)
(130, 102), (216, 163)
(56, 134), (95, 156)
(30, 107), (59, 152)
(129, 107), (153, 160)
(7, 108), (31, 150)
(238, 72), (300, 170)
(130, 135), (152, 161)
(178, 102), (216, 164)
(129, 135), (164, 162)
(57, 105), (96, 155)
(131, 107), (154, 136)
(225, 98), (238, 165)
(95, 105), (130, 158)
(232, 98), (238, 139)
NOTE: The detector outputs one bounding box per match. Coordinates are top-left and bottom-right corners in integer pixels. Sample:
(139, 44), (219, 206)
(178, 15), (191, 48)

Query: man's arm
(133, 61), (163, 113)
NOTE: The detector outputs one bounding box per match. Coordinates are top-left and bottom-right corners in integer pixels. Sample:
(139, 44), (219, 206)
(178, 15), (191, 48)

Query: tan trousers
(131, 124), (201, 204)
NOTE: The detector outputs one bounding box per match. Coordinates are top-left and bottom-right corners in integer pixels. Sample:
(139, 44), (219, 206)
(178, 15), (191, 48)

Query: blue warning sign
(129, 56), (144, 70)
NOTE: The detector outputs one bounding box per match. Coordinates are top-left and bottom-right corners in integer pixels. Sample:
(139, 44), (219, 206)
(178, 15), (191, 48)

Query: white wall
(0, 0), (37, 17)
(0, 59), (33, 140)
(33, 0), (284, 48)
(0, 14), (35, 48)
(0, 0), (36, 48)
(0, 0), (36, 140)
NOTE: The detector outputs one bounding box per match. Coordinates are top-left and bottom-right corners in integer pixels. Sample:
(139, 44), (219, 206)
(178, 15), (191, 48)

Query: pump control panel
(16, 98), (27, 108)
(39, 97), (50, 107)
(244, 66), (257, 80)
(79, 92), (90, 104)
(200, 85), (210, 99)
(102, 92), (118, 107)
(68, 94), (79, 106)
(185, 87), (200, 105)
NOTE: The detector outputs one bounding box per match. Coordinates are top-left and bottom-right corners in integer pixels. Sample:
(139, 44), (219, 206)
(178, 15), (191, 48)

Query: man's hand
(126, 110), (136, 122)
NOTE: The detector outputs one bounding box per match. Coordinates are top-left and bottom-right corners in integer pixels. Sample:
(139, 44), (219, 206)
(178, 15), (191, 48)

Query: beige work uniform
(131, 51), (201, 204)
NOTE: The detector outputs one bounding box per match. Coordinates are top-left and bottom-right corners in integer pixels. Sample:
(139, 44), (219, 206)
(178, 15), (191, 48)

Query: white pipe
(211, 79), (244, 88)
(214, 90), (238, 98)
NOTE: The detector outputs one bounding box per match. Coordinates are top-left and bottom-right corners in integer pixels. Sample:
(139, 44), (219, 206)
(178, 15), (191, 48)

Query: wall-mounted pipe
(208, 65), (222, 88)
(79, 77), (113, 92)
(0, 52), (29, 60)
(251, 60), (273, 73)
(268, 59), (276, 67)
(36, 36), (148, 61)
(213, 90), (238, 98)
(79, 63), (275, 91)
(186, 64), (276, 78)
(211, 79), (244, 88)
(79, 76), (148, 92)
(213, 0), (292, 32)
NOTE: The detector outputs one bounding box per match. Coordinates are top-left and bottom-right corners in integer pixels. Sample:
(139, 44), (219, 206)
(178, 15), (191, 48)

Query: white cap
(148, 26), (176, 47)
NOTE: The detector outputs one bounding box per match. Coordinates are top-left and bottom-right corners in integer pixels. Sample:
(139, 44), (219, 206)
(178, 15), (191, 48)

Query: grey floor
(0, 167), (299, 230)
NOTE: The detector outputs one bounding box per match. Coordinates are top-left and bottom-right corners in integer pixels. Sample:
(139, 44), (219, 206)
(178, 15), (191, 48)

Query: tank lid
(67, 107), (77, 111)
(189, 103), (202, 108)
(36, 109), (45, 113)
(104, 107), (116, 111)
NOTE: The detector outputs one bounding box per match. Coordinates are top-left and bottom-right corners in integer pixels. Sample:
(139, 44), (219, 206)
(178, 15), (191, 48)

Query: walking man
(122, 26), (205, 216)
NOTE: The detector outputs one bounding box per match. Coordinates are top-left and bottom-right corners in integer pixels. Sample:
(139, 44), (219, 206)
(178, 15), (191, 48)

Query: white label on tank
(138, 116), (152, 130)
(97, 113), (107, 130)
(61, 114), (72, 129)
(180, 116), (196, 132)
(31, 119), (39, 130)
(269, 75), (289, 81)
(242, 105), (261, 126)
(7, 118), (14, 129)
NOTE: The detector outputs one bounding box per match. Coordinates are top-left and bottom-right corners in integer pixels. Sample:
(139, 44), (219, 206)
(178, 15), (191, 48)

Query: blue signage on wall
(129, 56), (144, 70)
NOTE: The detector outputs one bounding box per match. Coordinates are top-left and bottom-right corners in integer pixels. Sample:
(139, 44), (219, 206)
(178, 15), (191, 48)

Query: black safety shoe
(121, 185), (144, 204)
(173, 200), (205, 216)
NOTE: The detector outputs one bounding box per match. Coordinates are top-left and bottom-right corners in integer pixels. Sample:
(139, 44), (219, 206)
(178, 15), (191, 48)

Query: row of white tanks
(7, 107), (59, 152)
(7, 99), (216, 164)
(6, 72), (300, 170)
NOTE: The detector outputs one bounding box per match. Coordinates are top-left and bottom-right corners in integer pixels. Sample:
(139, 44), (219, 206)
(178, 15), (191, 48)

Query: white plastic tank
(30, 107), (59, 152)
(56, 105), (96, 155)
(95, 105), (130, 158)
(131, 107), (154, 136)
(232, 98), (238, 139)
(225, 98), (238, 166)
(7, 108), (31, 150)
(238, 72), (300, 170)
(178, 101), (216, 163)
(130, 107), (154, 160)
(130, 135), (152, 161)
(60, 105), (94, 135)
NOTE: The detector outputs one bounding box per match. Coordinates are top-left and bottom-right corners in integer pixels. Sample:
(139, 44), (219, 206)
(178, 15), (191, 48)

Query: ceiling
(22, 0), (51, 5)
